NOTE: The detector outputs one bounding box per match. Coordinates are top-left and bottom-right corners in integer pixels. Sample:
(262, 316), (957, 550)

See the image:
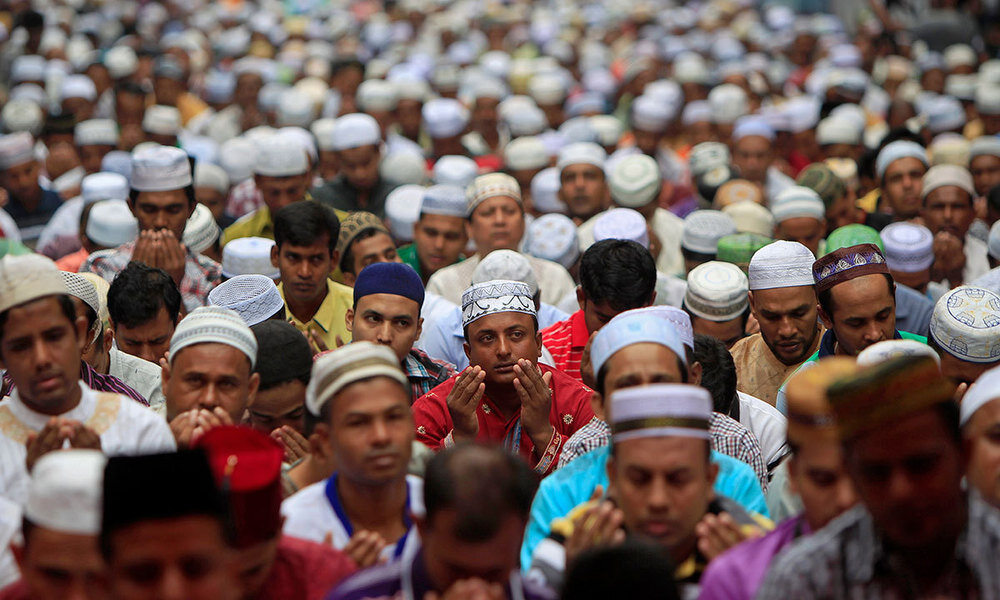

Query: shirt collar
(282, 280), (339, 333)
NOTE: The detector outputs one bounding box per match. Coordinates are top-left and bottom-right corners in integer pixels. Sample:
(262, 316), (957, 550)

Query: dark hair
(561, 541), (680, 600)
(115, 81), (147, 97)
(273, 201), (340, 254)
(331, 57), (365, 76)
(423, 443), (538, 542)
(681, 247), (716, 265)
(934, 400), (962, 445)
(128, 185), (197, 209)
(107, 263), (182, 329)
(340, 227), (382, 274)
(0, 295), (77, 358)
(579, 239), (656, 311)
(818, 272), (895, 319)
(693, 334), (738, 416)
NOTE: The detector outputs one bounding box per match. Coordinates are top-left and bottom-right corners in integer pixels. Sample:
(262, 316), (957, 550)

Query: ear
(11, 541), (23, 570)
(313, 422), (333, 456)
(817, 302), (834, 330)
(329, 250), (340, 276)
(270, 244), (279, 269)
(463, 341), (471, 361)
(747, 291), (757, 318)
(74, 315), (90, 354)
(246, 372), (260, 406)
(576, 286), (586, 312)
(535, 330), (543, 359)
(415, 316), (423, 341)
(160, 359), (171, 398)
(706, 455), (720, 487)
(689, 360), (703, 386)
(103, 327), (115, 354)
(345, 308), (354, 333)
(605, 455), (617, 495)
(590, 390), (605, 421)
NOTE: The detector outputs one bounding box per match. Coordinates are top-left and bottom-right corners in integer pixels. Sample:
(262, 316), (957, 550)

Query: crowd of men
(4, 0), (1000, 598)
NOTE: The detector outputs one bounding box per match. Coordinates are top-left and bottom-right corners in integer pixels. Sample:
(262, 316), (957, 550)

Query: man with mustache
(921, 164), (989, 286)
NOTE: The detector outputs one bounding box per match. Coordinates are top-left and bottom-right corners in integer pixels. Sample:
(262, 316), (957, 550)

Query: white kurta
(0, 496), (20, 590)
(281, 474), (424, 563)
(426, 253), (576, 307)
(108, 348), (167, 417)
(0, 382), (176, 506)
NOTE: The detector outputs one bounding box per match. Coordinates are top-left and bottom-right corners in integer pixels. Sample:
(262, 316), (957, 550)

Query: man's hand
(425, 579), (505, 600)
(564, 489), (625, 568)
(341, 530), (388, 569)
(25, 418), (70, 471)
(67, 422), (102, 451)
(513, 359), (554, 451)
(271, 426), (309, 463)
(695, 512), (762, 561)
(580, 333), (596, 390)
(169, 410), (199, 447)
(445, 366), (485, 440)
(931, 231), (966, 283)
(157, 230), (188, 285)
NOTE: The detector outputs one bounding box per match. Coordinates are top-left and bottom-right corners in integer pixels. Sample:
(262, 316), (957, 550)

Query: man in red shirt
(413, 280), (594, 476)
(541, 239), (657, 382)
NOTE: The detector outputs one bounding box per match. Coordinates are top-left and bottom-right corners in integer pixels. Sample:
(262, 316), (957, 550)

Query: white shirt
(0, 382), (176, 506)
(736, 391), (789, 471)
(965, 234), (991, 285)
(416, 292), (456, 346)
(281, 474), (424, 563)
(0, 496), (20, 590)
(108, 348), (166, 417)
(576, 207), (687, 278)
(426, 253), (576, 307)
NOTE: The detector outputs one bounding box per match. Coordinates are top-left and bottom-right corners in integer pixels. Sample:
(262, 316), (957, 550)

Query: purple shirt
(699, 515), (809, 600)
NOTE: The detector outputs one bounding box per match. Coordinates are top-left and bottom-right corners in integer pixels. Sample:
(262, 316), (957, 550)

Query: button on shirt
(540, 310), (588, 382)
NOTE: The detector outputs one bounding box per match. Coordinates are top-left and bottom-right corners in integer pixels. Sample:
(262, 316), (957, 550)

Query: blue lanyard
(502, 418), (522, 455)
(324, 473), (413, 559)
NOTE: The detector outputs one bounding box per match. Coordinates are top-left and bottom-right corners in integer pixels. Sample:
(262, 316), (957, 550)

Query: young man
(412, 280), (595, 476)
(875, 140), (928, 221)
(771, 187), (827, 257)
(556, 142), (610, 224)
(0, 132), (62, 234)
(107, 262), (182, 365)
(397, 184), (468, 284)
(336, 211), (402, 287)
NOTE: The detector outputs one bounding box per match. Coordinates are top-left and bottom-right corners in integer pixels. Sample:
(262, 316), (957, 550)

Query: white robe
(426, 253), (576, 307)
(108, 348), (166, 417)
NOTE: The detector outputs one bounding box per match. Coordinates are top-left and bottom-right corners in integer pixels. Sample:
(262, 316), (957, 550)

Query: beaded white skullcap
(684, 261), (749, 321)
(182, 204), (219, 255)
(880, 222), (934, 273)
(610, 154), (660, 208)
(131, 145), (192, 192)
(681, 210), (738, 254)
(207, 274), (285, 327)
(929, 286), (1000, 364)
(461, 280), (536, 328)
(169, 306), (258, 368)
(593, 208), (650, 248)
(748, 240), (815, 291)
(421, 184), (466, 218)
(525, 214), (578, 268)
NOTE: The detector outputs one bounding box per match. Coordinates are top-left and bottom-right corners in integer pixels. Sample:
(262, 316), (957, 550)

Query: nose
(887, 468), (916, 503)
(159, 566), (187, 600)
(200, 383), (220, 410)
(863, 322), (885, 344)
(371, 416), (390, 446)
(31, 338), (54, 371)
(376, 322), (392, 344)
(496, 335), (512, 358)
(835, 477), (859, 512)
(296, 260), (312, 279)
(647, 477), (670, 512)
(777, 316), (797, 338)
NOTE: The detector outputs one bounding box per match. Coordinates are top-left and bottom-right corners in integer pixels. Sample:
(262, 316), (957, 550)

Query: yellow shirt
(279, 279), (354, 353)
(221, 206), (274, 247)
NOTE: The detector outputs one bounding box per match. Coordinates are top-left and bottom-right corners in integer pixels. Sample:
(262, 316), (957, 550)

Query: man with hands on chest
(412, 280), (594, 476)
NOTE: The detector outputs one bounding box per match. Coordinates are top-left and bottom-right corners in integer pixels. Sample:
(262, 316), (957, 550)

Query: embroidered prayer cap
(473, 251), (538, 296)
(208, 275), (284, 327)
(221, 237), (278, 279)
(525, 214), (578, 269)
(253, 134), (308, 177)
(466, 173), (522, 216)
(330, 113), (381, 151)
(785, 357), (857, 444)
(169, 306), (258, 368)
(827, 355), (952, 441)
(85, 199), (137, 248)
(0, 132), (36, 170)
(875, 140), (928, 180)
(433, 155), (479, 189)
(74, 119), (117, 147)
(591, 308), (687, 379)
(812, 243), (889, 294)
(26, 450), (106, 535)
(856, 339), (940, 368)
(0, 254), (69, 315)
(960, 363), (1000, 425)
(422, 98), (469, 139)
(971, 136), (1000, 159)
(336, 211), (389, 259)
(193, 426), (284, 548)
(461, 280), (536, 328)
(609, 154), (660, 209)
(824, 224), (884, 254)
(717, 233), (773, 273)
(504, 136), (549, 171)
(721, 201), (774, 238)
(593, 208), (650, 249)
(748, 240), (815, 291)
(990, 221), (1000, 262)
(681, 210), (738, 255)
(684, 261), (749, 322)
(771, 186), (826, 223)
(82, 172), (129, 204)
(131, 145), (192, 192)
(556, 142), (606, 173)
(921, 164), (975, 200)
(355, 262), (425, 308)
(182, 204), (219, 255)
(421, 184), (466, 218)
(609, 384), (712, 443)
(630, 305), (694, 349)
(929, 286), (1000, 364)
(306, 341), (407, 416)
(880, 222), (934, 273)
(60, 271), (100, 339)
(796, 163), (846, 210)
(142, 105), (181, 136)
(714, 180), (763, 209)
(251, 320), (312, 389)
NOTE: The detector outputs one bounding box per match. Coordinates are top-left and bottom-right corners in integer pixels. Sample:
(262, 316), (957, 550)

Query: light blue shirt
(520, 445), (769, 571)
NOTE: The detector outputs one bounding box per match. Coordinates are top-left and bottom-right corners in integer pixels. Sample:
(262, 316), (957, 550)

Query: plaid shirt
(559, 413), (769, 491)
(81, 241), (222, 312)
(225, 178), (263, 219)
(404, 349), (457, 400)
(2, 361), (149, 407)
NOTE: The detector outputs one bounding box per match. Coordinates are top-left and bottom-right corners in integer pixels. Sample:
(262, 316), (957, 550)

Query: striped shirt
(2, 361), (149, 407)
(403, 349), (457, 401)
(540, 310), (588, 383)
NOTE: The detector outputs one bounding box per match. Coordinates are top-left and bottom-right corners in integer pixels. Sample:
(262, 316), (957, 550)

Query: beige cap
(0, 254), (69, 315)
(306, 341), (407, 416)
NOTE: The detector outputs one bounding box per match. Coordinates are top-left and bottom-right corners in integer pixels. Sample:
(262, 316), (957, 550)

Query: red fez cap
(195, 425), (284, 548)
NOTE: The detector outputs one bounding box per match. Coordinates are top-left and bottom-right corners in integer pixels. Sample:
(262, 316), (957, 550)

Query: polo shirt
(279, 279), (354, 353)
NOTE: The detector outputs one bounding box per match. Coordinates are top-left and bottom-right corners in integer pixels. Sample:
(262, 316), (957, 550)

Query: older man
(0, 133), (62, 235)
(922, 164), (989, 286)
(425, 174), (576, 306)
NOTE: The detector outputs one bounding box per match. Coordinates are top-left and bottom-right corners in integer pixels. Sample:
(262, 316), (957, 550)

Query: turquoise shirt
(520, 445), (769, 571)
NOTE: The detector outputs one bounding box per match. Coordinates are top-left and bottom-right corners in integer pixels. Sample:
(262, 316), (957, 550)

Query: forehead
(560, 163), (604, 179)
(357, 292), (420, 317)
(606, 342), (681, 375)
(279, 238), (330, 255)
(971, 154), (1000, 169)
(418, 213), (465, 229)
(829, 273), (892, 306)
(885, 157), (926, 177)
(614, 435), (709, 469)
(353, 231), (395, 253)
(779, 216), (824, 234)
(172, 342), (251, 375)
(466, 311), (535, 335)
(735, 136), (770, 151)
(134, 189), (188, 206)
(117, 307), (173, 334)
(337, 145), (378, 164)
(330, 377), (409, 416)
(752, 285), (816, 309)
(2, 296), (72, 335)
(471, 196), (520, 217)
(849, 409), (952, 461)
(926, 186), (971, 205)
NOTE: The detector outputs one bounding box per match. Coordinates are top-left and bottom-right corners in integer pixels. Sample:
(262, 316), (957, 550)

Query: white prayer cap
(673, 52), (710, 84)
(219, 138), (257, 184)
(74, 119), (118, 147)
(880, 222), (934, 272)
(944, 43), (977, 71)
(385, 184), (424, 242)
(928, 133), (971, 167)
(461, 280), (536, 328)
(25, 450), (106, 535)
(771, 186), (826, 223)
(682, 210), (737, 254)
(380, 148), (426, 186)
(81, 172), (128, 204)
(142, 105), (181, 136)
(816, 116), (861, 146)
(930, 286), (1000, 364)
(681, 101), (713, 126)
(0, 254), (69, 315)
(433, 155), (479, 188)
(11, 55), (46, 84)
(422, 98), (469, 139)
(593, 208), (649, 248)
(253, 134), (308, 177)
(473, 250), (539, 296)
(590, 115), (624, 148)
(566, 92), (606, 118)
(960, 363), (1000, 425)
(306, 342), (407, 416)
(275, 90), (316, 128)
(921, 164), (975, 199)
(183, 204), (219, 255)
(560, 120), (598, 146)
(990, 221), (1000, 261)
(971, 136), (1000, 159)
(131, 145), (192, 192)
(466, 173), (522, 216)
(61, 271), (100, 329)
(976, 84), (1000, 115)
(856, 339), (940, 368)
(525, 214), (578, 268)
(330, 113), (381, 151)
(505, 105), (548, 137)
(530, 167), (567, 214)
(393, 77), (430, 103)
(207, 274), (284, 327)
(357, 79), (399, 112)
(504, 137), (549, 171)
(169, 306), (258, 368)
(924, 95), (966, 134)
(104, 46), (138, 79)
(722, 201), (774, 238)
(684, 261), (749, 321)
(60, 74), (97, 102)
(609, 154), (660, 208)
(311, 118), (338, 152)
(610, 384), (712, 442)
(708, 84), (749, 124)
(85, 199), (137, 248)
(875, 140), (928, 180)
(591, 308), (687, 377)
(630, 93), (674, 133)
(194, 163), (230, 194)
(1, 99), (43, 136)
(732, 117), (776, 142)
(529, 73), (567, 106)
(688, 142), (731, 177)
(99, 152), (132, 179)
(421, 184), (466, 218)
(0, 132), (36, 170)
(221, 237), (279, 279)
(945, 74), (978, 101)
(556, 142), (606, 173)
(748, 240), (815, 290)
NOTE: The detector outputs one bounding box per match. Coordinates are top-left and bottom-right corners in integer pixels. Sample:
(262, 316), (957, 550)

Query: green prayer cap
(825, 224), (884, 255)
(797, 164), (846, 209)
(717, 233), (773, 273)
